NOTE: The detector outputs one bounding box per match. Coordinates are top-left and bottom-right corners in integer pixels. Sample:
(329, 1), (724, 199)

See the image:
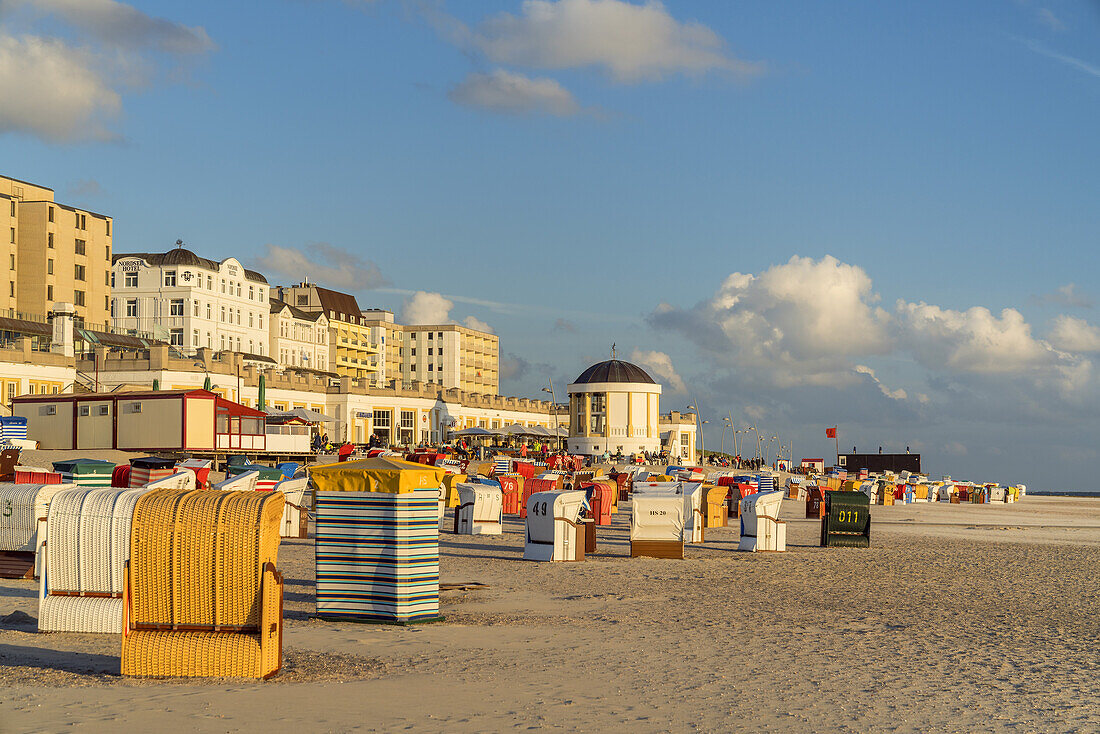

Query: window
(47, 233), (53, 248)
(438, 332), (443, 339)
(44, 260), (51, 277)
(249, 285), (254, 300)
(220, 306), (225, 322)
(259, 289), (264, 300)
(124, 271), (137, 287)
(427, 364), (433, 371)
(427, 332), (433, 340)
(297, 295), (308, 306)
(220, 334), (225, 349)
(8, 228), (13, 244)
(206, 303), (211, 319)
(130, 403), (141, 414)
(410, 348), (416, 356)
(236, 283), (241, 297)
(75, 212), (86, 229)
(79, 405), (90, 417)
(258, 314), (263, 329)
(401, 410), (415, 429)
(106, 221), (111, 236)
(98, 405), (109, 416)
(75, 239), (86, 255)
(105, 295), (109, 311)
(193, 329), (199, 344)
(126, 299), (137, 317)
(164, 271), (176, 287)
(170, 328), (183, 346)
(8, 282), (12, 297)
(236, 309), (241, 325)
(170, 299), (184, 316)
(220, 279), (225, 293)
(207, 333), (212, 348)
(248, 312), (253, 327)
(104, 271), (109, 286)
(438, 348), (443, 356)
(47, 285), (53, 300)
(193, 301), (200, 317)
(373, 409), (391, 428)
(73, 290), (85, 306)
(206, 275), (212, 289)
(9, 383), (18, 404)
(48, 206), (54, 222)
(74, 264), (85, 281)
(6, 254), (12, 270)
(8, 201), (12, 217)
(427, 348), (433, 356)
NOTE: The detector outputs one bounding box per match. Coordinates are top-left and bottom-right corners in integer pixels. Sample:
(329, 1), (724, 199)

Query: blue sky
(2, 0), (1099, 490)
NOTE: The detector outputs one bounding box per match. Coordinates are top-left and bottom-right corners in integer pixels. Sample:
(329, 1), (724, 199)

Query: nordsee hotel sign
(118, 259), (145, 272)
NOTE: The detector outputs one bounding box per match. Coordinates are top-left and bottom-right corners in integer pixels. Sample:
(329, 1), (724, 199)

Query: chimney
(49, 302), (76, 358)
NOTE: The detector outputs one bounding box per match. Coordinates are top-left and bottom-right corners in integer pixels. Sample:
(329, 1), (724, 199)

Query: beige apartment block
(274, 283), (382, 384)
(1, 174), (112, 329)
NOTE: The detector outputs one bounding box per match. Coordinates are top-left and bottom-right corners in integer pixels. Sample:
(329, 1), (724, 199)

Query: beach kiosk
(0, 482), (73, 578)
(523, 490), (588, 562)
(311, 458), (446, 624)
(38, 485), (152, 633)
(738, 490), (786, 552)
(454, 483), (503, 535)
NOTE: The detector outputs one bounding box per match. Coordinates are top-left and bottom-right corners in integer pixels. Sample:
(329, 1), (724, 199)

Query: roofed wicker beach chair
(212, 470), (259, 491)
(274, 477), (310, 538)
(0, 482), (74, 579)
(120, 489), (285, 679)
(38, 485), (152, 633)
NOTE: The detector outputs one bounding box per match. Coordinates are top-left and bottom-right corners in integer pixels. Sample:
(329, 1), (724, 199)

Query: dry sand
(1, 490), (1098, 733)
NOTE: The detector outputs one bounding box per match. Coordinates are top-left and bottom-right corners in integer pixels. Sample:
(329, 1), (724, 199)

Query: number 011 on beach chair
(121, 489), (285, 679)
(820, 490), (871, 548)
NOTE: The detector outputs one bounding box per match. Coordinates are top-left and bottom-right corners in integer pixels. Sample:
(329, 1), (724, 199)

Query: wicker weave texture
(0, 483), (72, 552)
(122, 489), (284, 678)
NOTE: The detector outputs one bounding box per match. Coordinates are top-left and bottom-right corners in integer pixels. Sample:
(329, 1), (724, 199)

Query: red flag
(825, 427), (837, 438)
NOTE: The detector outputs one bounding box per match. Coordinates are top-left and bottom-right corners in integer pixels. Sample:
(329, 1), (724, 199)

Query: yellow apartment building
(0, 174), (112, 329)
(274, 283), (382, 384)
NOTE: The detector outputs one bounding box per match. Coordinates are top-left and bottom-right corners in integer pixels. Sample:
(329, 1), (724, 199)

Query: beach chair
(442, 473), (467, 509)
(38, 486), (152, 633)
(454, 483), (503, 535)
(0, 448), (20, 480)
(821, 490), (871, 548)
(523, 490), (588, 562)
(275, 477), (310, 538)
(128, 457), (177, 488)
(312, 458), (445, 624)
(0, 482), (74, 579)
(738, 490), (786, 552)
(806, 485), (826, 519)
(213, 470), (259, 492)
(176, 459), (213, 489)
(630, 494), (685, 559)
(121, 489), (285, 679)
(702, 485), (728, 528)
(497, 474), (524, 515)
(143, 471), (196, 491)
(52, 459), (115, 487)
(520, 477), (558, 518)
(582, 481), (614, 526)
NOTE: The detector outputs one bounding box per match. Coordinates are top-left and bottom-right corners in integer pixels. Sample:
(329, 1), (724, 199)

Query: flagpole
(835, 426), (839, 468)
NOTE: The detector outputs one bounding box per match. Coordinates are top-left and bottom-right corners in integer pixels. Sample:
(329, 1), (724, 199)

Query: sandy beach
(2, 490), (1098, 733)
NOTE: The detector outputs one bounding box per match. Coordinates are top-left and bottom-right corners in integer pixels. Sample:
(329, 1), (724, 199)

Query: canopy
(310, 457), (446, 494)
(270, 407), (334, 423)
(453, 426), (497, 437)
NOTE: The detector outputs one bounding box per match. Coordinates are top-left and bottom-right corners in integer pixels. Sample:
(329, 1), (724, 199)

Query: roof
(219, 350), (277, 365)
(113, 248), (268, 283)
(313, 286), (362, 321)
(12, 388), (216, 403)
(77, 329), (163, 349)
(0, 316), (51, 336)
(270, 297), (324, 322)
(572, 359), (656, 385)
(215, 396), (267, 418)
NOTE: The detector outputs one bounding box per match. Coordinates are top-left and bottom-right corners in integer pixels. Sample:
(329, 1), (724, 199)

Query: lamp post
(686, 403), (705, 466)
(541, 378), (560, 452)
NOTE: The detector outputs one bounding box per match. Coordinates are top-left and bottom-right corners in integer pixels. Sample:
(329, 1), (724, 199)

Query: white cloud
(1019, 38), (1100, 80)
(1048, 315), (1100, 353)
(648, 255), (890, 386)
(1037, 8), (1066, 32)
(853, 365), (907, 401)
(0, 34), (121, 142)
(19, 0), (214, 54)
(470, 0), (762, 83)
(1035, 283), (1092, 309)
(0, 1), (213, 143)
(630, 348), (686, 394)
(262, 243), (389, 292)
(402, 291), (454, 325)
(463, 315), (494, 333)
(448, 69), (583, 116)
(894, 301), (1061, 374)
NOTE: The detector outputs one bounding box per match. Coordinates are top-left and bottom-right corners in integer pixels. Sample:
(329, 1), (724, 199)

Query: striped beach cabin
(310, 458), (446, 624)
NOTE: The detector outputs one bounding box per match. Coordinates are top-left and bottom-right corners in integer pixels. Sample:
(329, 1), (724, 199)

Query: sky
(1, 0), (1099, 490)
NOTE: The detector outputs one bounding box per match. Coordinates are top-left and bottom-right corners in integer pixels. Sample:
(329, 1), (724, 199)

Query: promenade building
(1, 174), (113, 329)
(111, 246), (270, 356)
(269, 298), (330, 372)
(273, 282), (381, 384)
(359, 310), (499, 394)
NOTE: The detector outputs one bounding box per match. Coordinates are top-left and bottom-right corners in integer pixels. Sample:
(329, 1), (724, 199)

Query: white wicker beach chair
(523, 490), (587, 562)
(212, 470), (259, 491)
(38, 486), (152, 633)
(274, 477), (310, 538)
(454, 483), (503, 536)
(738, 490), (786, 552)
(630, 494), (685, 559)
(143, 471), (195, 490)
(0, 482), (73, 579)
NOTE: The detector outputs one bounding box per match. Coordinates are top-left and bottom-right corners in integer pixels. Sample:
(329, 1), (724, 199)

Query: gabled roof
(270, 297), (324, 322)
(312, 286), (362, 321)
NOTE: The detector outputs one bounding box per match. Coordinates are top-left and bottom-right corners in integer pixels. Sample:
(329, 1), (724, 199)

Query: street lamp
(541, 378), (560, 452)
(686, 403), (706, 466)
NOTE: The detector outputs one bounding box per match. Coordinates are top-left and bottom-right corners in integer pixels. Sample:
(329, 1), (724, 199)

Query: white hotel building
(111, 247), (270, 357)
